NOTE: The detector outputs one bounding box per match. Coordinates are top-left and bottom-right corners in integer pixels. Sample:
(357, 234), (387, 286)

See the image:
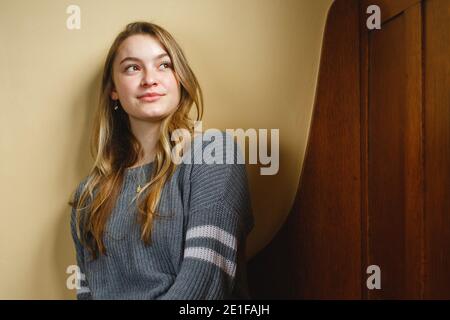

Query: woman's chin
(139, 104), (167, 115)
(139, 109), (171, 121)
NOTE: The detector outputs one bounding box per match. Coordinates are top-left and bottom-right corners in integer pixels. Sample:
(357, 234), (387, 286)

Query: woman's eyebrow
(120, 53), (169, 65)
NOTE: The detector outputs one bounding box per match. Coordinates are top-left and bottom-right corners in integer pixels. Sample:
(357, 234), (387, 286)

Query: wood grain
(424, 0), (450, 299)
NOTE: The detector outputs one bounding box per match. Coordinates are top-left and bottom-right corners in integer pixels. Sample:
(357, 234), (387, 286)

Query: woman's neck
(127, 117), (160, 169)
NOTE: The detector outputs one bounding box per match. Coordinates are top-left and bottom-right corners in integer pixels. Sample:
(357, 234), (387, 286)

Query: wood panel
(248, 0), (450, 299)
(365, 2), (423, 299)
(423, 0), (450, 299)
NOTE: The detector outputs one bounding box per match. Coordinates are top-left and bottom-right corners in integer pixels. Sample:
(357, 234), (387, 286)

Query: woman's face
(111, 34), (180, 122)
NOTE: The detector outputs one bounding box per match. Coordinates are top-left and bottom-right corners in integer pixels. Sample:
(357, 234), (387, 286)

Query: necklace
(128, 162), (147, 194)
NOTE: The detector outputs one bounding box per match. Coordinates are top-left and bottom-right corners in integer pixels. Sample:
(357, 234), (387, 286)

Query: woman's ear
(110, 89), (118, 100)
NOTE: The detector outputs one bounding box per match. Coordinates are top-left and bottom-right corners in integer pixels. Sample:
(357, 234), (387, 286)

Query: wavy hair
(68, 21), (203, 260)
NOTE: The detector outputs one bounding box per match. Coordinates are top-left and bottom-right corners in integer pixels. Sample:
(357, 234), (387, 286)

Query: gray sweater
(70, 131), (254, 300)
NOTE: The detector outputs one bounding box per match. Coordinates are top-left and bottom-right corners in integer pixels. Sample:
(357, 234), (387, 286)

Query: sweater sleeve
(70, 182), (93, 300)
(158, 131), (254, 300)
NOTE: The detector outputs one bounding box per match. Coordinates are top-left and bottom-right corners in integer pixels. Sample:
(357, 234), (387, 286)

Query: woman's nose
(141, 69), (158, 87)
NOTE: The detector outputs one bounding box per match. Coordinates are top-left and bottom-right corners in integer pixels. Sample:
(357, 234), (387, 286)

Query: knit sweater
(70, 131), (254, 300)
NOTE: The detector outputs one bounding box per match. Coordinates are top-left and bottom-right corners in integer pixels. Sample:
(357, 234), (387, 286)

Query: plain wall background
(0, 0), (332, 299)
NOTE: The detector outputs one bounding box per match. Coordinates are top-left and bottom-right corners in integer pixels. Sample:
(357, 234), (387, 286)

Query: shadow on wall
(245, 137), (296, 259)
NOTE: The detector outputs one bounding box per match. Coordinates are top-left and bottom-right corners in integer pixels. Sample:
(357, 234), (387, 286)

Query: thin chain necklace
(128, 162), (147, 194)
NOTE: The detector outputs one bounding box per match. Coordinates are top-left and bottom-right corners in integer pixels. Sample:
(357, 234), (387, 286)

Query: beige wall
(0, 0), (332, 299)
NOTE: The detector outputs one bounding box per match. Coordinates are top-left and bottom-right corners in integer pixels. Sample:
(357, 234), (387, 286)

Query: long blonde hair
(69, 21), (203, 260)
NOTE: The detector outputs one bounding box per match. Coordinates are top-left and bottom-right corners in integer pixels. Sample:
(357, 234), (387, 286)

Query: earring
(114, 101), (119, 111)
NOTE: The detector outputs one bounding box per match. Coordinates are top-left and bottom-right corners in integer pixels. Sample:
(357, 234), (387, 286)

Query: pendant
(136, 185), (142, 193)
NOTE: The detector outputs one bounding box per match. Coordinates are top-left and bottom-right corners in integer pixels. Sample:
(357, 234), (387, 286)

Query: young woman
(69, 21), (254, 300)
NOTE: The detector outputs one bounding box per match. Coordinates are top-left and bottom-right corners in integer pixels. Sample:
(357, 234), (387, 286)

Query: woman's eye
(125, 65), (139, 72)
(159, 61), (172, 70)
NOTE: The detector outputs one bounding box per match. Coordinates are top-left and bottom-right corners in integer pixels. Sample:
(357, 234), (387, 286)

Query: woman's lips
(138, 94), (163, 102)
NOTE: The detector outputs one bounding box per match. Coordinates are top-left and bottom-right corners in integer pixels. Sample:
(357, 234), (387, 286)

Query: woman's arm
(70, 184), (93, 300)
(157, 133), (254, 300)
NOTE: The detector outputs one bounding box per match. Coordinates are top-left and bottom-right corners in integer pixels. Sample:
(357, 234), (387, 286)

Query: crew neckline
(125, 160), (154, 172)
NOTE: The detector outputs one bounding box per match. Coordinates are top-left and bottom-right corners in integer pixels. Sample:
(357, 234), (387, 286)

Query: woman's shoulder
(70, 175), (92, 208)
(182, 130), (249, 196)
